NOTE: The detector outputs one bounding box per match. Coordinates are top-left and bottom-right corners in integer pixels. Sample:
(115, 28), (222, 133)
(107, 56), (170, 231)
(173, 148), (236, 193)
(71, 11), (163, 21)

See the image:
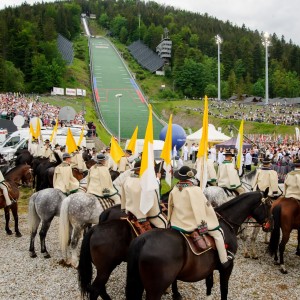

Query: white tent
(186, 124), (230, 144)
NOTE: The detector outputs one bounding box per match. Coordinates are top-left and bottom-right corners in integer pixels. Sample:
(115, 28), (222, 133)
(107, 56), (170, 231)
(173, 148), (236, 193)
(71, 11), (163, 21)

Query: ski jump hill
(83, 19), (164, 140)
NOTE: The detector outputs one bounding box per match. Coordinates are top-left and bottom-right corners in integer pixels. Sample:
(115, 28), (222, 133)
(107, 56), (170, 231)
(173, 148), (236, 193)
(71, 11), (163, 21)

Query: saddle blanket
(97, 196), (115, 211)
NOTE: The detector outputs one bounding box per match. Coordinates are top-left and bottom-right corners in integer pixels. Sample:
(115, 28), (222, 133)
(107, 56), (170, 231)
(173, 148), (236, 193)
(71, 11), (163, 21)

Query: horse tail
(28, 192), (40, 232)
(126, 237), (146, 300)
(78, 226), (94, 298)
(59, 196), (72, 260)
(268, 204), (281, 256)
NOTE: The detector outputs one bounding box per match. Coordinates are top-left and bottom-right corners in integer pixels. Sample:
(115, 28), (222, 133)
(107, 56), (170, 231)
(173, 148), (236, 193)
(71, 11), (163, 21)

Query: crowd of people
(0, 93), (85, 126)
(182, 99), (300, 126)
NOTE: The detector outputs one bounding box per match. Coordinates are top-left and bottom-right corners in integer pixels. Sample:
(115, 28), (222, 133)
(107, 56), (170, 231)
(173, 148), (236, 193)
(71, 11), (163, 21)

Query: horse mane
(215, 191), (261, 212)
(242, 169), (257, 183)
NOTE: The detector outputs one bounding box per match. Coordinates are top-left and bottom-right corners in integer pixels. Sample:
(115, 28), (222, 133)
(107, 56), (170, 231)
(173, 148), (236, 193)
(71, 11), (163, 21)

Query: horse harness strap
(120, 217), (141, 237)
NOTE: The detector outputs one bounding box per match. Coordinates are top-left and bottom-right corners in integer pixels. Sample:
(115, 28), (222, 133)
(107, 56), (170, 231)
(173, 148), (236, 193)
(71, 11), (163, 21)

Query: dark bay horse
(268, 196), (300, 274)
(1, 164), (33, 236)
(125, 191), (272, 300)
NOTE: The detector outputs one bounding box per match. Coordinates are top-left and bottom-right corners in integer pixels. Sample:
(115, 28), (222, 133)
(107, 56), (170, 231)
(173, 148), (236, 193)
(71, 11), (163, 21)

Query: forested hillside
(0, 1), (82, 92)
(77, 0), (300, 99)
(1, 0), (300, 100)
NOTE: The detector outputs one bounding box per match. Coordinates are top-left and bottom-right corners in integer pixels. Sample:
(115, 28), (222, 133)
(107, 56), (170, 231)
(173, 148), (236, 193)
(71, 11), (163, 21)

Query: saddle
(121, 214), (152, 237)
(181, 231), (216, 256)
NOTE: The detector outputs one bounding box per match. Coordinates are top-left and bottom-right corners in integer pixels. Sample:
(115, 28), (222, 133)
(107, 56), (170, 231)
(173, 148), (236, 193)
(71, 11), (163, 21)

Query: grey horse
(59, 192), (120, 268)
(28, 188), (67, 258)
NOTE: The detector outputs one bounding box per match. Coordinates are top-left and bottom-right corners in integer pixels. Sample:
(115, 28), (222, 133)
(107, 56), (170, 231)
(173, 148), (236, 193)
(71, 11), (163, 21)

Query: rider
(207, 151), (217, 185)
(71, 147), (87, 173)
(121, 160), (167, 234)
(217, 149), (245, 195)
(168, 165), (233, 269)
(118, 149), (133, 173)
(53, 153), (79, 195)
(283, 159), (300, 200)
(29, 138), (39, 158)
(86, 153), (121, 205)
(40, 139), (56, 162)
(0, 169), (13, 206)
(252, 157), (279, 197)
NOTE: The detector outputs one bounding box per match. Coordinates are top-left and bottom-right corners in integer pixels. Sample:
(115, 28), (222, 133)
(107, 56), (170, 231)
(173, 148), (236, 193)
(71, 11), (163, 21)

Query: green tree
(227, 70), (237, 97)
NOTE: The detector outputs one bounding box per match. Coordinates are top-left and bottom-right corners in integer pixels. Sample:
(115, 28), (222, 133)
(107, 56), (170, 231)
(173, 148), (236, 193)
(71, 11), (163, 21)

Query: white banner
(66, 88), (77, 96)
(82, 89), (86, 96)
(52, 87), (64, 95)
(76, 89), (83, 96)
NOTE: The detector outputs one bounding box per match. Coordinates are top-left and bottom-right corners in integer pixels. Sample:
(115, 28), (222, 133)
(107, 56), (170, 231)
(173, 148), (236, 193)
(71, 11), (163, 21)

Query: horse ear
(263, 187), (269, 198)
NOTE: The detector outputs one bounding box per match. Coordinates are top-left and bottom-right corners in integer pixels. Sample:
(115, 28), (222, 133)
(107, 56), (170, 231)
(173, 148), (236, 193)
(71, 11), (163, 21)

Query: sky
(1, 0), (300, 46)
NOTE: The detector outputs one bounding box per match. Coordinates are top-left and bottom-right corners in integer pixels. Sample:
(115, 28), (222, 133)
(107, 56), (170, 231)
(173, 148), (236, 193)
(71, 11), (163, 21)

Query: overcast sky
(1, 0), (299, 46)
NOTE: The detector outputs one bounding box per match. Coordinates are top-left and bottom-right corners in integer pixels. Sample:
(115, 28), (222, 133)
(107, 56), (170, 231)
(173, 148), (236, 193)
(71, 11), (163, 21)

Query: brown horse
(5, 164), (33, 187)
(125, 191), (272, 300)
(268, 196), (300, 274)
(1, 164), (33, 236)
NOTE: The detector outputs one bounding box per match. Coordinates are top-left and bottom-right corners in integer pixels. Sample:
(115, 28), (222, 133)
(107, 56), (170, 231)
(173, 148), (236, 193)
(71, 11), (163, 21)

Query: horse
(15, 149), (33, 166)
(125, 191), (273, 300)
(28, 188), (68, 258)
(78, 206), (182, 300)
(268, 196), (300, 274)
(1, 164), (33, 236)
(4, 164), (33, 187)
(59, 192), (120, 268)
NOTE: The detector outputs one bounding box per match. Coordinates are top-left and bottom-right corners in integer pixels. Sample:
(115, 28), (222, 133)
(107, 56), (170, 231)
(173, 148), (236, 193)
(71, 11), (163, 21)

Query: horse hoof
(280, 269), (288, 274)
(30, 252), (37, 258)
(6, 230), (13, 235)
(252, 256), (259, 260)
(244, 254), (250, 259)
(296, 251), (300, 256)
(15, 232), (22, 238)
(172, 293), (182, 300)
(43, 253), (51, 259)
(274, 261), (280, 265)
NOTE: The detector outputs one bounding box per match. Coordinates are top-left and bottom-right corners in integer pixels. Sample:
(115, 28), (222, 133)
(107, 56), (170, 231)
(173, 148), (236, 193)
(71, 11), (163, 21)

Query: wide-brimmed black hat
(262, 157), (272, 165)
(132, 160), (141, 170)
(96, 153), (108, 162)
(44, 139), (50, 143)
(125, 149), (132, 155)
(174, 166), (197, 181)
(223, 149), (235, 156)
(293, 159), (300, 167)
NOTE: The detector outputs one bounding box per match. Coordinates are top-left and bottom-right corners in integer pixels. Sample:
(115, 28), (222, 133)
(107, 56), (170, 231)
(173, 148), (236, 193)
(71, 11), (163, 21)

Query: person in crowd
(86, 153), (120, 205)
(217, 150), (245, 194)
(168, 166), (233, 269)
(217, 148), (225, 165)
(283, 159), (300, 200)
(207, 152), (217, 185)
(252, 157), (279, 197)
(183, 143), (189, 161)
(39, 139), (56, 162)
(53, 153), (79, 195)
(121, 160), (167, 234)
(244, 149), (253, 172)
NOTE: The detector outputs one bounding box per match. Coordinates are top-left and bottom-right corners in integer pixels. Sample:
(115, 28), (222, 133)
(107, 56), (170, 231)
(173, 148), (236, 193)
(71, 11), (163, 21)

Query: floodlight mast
(215, 34), (223, 101)
(115, 94), (123, 142)
(262, 32), (271, 105)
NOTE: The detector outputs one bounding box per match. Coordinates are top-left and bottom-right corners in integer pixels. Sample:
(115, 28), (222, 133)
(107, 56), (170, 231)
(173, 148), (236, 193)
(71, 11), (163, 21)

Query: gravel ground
(0, 212), (299, 300)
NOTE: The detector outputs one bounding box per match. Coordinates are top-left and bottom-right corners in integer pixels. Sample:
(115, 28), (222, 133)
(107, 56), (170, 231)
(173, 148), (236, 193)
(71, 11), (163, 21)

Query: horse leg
(205, 273), (214, 300)
(70, 225), (83, 268)
(4, 206), (12, 235)
(264, 231), (270, 244)
(296, 228), (300, 256)
(219, 264), (234, 300)
(11, 204), (22, 237)
(29, 219), (40, 258)
(39, 218), (54, 258)
(89, 272), (113, 300)
(250, 226), (260, 259)
(239, 224), (250, 258)
(278, 231), (290, 274)
(171, 280), (182, 300)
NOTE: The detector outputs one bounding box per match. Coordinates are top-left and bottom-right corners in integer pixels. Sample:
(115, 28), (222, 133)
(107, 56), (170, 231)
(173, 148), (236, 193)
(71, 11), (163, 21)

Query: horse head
(251, 188), (273, 232)
(22, 165), (34, 187)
